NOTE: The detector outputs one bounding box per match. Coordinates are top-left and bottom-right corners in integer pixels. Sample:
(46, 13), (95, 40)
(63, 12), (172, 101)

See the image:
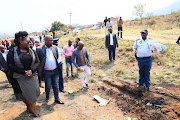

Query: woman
(7, 31), (40, 117)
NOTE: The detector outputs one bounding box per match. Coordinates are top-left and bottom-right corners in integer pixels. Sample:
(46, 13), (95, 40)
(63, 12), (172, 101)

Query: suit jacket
(105, 33), (118, 48)
(36, 45), (61, 78)
(71, 47), (91, 68)
(0, 51), (9, 72)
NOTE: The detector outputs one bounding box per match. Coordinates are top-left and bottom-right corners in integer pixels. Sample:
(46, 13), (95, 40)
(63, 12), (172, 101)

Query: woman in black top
(7, 31), (40, 117)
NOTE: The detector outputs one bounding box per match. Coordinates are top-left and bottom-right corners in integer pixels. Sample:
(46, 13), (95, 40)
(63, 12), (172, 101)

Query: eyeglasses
(24, 41), (32, 44)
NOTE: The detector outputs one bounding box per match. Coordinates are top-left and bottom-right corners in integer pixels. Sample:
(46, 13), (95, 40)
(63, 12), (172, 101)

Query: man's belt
(44, 68), (57, 71)
(138, 56), (151, 59)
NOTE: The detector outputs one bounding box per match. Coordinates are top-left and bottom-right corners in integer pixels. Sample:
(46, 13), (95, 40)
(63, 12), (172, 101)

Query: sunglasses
(24, 41), (32, 44)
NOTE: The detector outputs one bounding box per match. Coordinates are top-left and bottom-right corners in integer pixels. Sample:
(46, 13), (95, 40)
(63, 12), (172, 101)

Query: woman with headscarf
(7, 31), (40, 117)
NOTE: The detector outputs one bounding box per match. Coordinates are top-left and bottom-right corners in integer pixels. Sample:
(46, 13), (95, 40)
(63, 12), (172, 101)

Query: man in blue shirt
(133, 29), (152, 91)
(53, 38), (65, 93)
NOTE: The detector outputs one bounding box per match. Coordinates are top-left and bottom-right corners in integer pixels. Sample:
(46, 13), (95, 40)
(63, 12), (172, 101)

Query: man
(63, 40), (74, 77)
(71, 41), (91, 88)
(36, 35), (64, 104)
(73, 37), (80, 49)
(176, 36), (180, 44)
(103, 17), (108, 35)
(8, 39), (16, 50)
(105, 28), (118, 62)
(133, 29), (152, 91)
(0, 45), (11, 84)
(106, 18), (113, 32)
(117, 17), (123, 38)
(34, 39), (40, 47)
(53, 31), (55, 38)
(53, 38), (65, 93)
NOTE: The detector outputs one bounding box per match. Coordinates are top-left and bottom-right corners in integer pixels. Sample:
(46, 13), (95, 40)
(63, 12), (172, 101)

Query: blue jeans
(137, 57), (152, 87)
(43, 68), (59, 100)
(59, 62), (64, 91)
(65, 58), (73, 77)
(108, 45), (116, 61)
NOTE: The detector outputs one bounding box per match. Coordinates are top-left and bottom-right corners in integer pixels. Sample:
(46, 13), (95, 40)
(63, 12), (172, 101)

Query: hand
(77, 67), (81, 71)
(25, 70), (32, 78)
(89, 64), (91, 68)
(133, 49), (137, 53)
(1, 68), (5, 72)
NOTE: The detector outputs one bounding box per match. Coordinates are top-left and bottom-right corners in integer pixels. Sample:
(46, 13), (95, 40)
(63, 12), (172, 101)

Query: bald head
(0, 45), (5, 53)
(78, 41), (84, 50)
(44, 35), (53, 41)
(44, 35), (53, 47)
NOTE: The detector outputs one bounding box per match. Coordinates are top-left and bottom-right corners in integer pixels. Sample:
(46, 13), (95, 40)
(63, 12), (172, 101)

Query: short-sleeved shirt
(133, 38), (153, 57)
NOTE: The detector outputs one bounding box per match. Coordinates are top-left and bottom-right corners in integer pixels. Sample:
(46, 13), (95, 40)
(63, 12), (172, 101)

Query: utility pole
(68, 12), (72, 26)
(20, 21), (23, 31)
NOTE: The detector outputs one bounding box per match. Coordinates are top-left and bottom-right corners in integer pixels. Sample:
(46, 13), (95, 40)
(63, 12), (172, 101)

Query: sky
(0, 0), (179, 36)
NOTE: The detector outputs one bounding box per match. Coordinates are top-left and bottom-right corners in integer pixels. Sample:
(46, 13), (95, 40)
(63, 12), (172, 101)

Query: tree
(50, 21), (64, 31)
(133, 3), (146, 24)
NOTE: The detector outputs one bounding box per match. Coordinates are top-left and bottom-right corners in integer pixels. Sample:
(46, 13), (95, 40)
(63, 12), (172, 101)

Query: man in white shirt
(37, 36), (64, 104)
(106, 18), (113, 32)
(133, 29), (152, 91)
(0, 45), (11, 84)
(105, 29), (118, 62)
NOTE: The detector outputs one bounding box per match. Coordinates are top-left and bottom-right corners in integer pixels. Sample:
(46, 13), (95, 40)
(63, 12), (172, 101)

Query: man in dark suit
(36, 35), (64, 104)
(0, 45), (11, 84)
(105, 28), (118, 62)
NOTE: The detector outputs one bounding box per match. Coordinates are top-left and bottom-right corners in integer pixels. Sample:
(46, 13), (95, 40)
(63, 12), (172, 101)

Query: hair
(14, 31), (28, 47)
(76, 37), (80, 41)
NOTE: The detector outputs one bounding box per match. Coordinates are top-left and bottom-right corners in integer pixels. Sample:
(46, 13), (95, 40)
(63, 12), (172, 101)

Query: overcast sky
(0, 0), (179, 34)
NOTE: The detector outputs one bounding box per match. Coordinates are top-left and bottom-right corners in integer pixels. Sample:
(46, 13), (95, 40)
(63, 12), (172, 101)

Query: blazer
(36, 45), (61, 78)
(0, 51), (9, 72)
(71, 47), (91, 68)
(105, 33), (118, 48)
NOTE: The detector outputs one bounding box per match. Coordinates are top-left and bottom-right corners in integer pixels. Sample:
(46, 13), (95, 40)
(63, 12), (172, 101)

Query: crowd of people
(0, 31), (91, 117)
(0, 23), (178, 118)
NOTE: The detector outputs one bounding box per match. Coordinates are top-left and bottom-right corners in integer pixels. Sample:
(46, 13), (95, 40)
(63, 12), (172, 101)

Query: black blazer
(105, 33), (118, 48)
(36, 45), (61, 78)
(0, 52), (8, 72)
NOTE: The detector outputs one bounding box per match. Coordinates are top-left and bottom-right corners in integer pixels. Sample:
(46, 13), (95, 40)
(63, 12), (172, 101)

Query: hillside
(0, 15), (180, 119)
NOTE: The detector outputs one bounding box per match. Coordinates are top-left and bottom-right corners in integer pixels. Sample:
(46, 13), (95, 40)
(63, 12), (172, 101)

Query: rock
(164, 75), (168, 78)
(126, 117), (131, 120)
(102, 74), (107, 76)
(93, 95), (110, 106)
(155, 72), (159, 75)
(146, 102), (153, 107)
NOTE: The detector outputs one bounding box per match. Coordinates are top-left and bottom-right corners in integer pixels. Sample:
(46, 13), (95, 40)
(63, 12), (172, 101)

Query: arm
(31, 50), (40, 73)
(71, 51), (79, 68)
(85, 49), (91, 64)
(133, 40), (137, 53)
(105, 35), (108, 48)
(115, 34), (118, 47)
(7, 49), (26, 74)
(57, 47), (62, 63)
(63, 46), (69, 57)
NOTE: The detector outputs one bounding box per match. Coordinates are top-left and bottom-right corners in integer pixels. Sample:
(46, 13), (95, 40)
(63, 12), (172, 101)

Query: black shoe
(46, 97), (49, 103)
(55, 100), (64, 104)
(85, 83), (88, 87)
(72, 75), (75, 78)
(33, 114), (41, 118)
(146, 86), (151, 91)
(60, 90), (65, 93)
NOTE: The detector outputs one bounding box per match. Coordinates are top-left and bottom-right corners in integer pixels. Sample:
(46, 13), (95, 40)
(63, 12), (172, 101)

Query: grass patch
(116, 69), (125, 76)
(89, 78), (96, 83)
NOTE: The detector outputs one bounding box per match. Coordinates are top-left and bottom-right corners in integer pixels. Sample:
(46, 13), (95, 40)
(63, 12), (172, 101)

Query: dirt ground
(0, 70), (180, 120)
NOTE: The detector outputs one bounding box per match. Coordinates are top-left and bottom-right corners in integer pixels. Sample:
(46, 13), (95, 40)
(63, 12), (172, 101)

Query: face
(29, 38), (35, 48)
(141, 32), (148, 39)
(75, 38), (79, 44)
(78, 43), (84, 50)
(0, 45), (5, 53)
(68, 41), (72, 46)
(109, 29), (112, 33)
(20, 37), (31, 49)
(45, 37), (53, 47)
(108, 18), (110, 22)
(11, 40), (16, 46)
